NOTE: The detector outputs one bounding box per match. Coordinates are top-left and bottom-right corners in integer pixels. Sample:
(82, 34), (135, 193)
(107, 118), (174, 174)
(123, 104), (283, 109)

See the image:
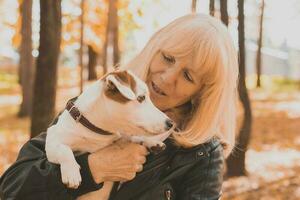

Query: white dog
(45, 70), (174, 199)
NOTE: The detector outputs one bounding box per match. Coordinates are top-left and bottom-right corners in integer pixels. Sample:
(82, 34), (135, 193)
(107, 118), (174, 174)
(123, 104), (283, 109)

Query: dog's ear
(105, 74), (136, 100)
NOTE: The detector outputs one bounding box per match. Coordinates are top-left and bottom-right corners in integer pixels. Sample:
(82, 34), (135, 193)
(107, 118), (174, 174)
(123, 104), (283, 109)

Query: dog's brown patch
(104, 70), (137, 104)
(113, 71), (137, 93)
(105, 88), (130, 104)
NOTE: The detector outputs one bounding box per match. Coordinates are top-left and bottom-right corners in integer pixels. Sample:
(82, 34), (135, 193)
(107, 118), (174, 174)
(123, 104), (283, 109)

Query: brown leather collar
(66, 101), (114, 136)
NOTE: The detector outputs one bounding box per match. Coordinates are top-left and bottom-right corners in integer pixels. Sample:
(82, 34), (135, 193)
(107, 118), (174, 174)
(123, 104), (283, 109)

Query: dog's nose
(165, 119), (174, 131)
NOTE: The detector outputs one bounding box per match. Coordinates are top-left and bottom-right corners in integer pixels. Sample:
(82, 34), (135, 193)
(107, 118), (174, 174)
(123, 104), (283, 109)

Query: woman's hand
(88, 140), (149, 183)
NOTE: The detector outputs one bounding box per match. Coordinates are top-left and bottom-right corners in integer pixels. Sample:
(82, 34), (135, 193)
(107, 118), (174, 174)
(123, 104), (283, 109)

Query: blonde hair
(120, 14), (239, 157)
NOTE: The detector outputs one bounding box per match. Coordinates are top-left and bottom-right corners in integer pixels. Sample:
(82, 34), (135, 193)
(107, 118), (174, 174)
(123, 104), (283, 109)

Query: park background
(1, 0), (300, 199)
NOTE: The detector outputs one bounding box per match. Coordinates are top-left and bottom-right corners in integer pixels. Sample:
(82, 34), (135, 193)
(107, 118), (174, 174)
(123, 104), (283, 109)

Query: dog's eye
(137, 95), (145, 103)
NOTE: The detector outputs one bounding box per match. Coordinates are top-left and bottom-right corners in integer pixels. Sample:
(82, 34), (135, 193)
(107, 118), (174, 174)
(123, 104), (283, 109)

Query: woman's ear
(105, 73), (136, 100)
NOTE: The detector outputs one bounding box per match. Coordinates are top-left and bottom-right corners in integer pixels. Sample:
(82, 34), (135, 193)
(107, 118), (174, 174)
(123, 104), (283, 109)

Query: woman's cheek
(176, 83), (196, 97)
(149, 57), (164, 72)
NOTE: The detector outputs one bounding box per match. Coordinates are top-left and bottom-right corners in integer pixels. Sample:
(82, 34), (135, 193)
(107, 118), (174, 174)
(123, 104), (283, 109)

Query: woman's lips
(151, 81), (167, 96)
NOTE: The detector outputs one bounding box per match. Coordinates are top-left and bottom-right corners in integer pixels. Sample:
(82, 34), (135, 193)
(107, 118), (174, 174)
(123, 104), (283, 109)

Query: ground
(223, 89), (300, 200)
(0, 67), (300, 199)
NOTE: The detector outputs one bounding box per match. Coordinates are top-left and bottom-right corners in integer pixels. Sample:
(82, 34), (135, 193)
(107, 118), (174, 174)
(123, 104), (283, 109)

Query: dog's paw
(61, 162), (82, 189)
(142, 140), (165, 149)
(142, 140), (166, 154)
(149, 142), (166, 154)
(129, 136), (167, 154)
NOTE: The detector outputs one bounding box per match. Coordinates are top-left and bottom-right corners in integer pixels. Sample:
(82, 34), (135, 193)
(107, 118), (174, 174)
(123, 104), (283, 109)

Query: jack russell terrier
(45, 70), (175, 199)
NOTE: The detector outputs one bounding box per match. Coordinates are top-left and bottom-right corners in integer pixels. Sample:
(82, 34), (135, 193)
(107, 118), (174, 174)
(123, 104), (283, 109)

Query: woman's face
(146, 51), (202, 111)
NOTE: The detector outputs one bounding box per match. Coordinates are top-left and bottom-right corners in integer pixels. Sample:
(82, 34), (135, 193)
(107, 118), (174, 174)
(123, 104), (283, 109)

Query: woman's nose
(160, 66), (181, 84)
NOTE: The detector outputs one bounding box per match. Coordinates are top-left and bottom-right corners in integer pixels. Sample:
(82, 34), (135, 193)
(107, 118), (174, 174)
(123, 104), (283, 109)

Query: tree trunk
(191, 0), (197, 13)
(256, 0), (265, 88)
(112, 0), (119, 66)
(102, 35), (108, 74)
(79, 0), (85, 93)
(102, 0), (112, 74)
(87, 45), (98, 80)
(209, 0), (215, 16)
(103, 0), (119, 72)
(220, 0), (229, 26)
(18, 0), (34, 117)
(226, 0), (252, 177)
(30, 0), (62, 138)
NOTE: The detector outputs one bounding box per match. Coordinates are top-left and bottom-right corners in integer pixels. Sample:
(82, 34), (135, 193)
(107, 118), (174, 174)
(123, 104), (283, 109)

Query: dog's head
(100, 70), (174, 136)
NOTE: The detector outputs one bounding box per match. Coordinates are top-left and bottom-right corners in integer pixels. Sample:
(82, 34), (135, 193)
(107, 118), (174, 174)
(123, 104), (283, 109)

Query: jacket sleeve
(177, 144), (225, 200)
(0, 98), (103, 200)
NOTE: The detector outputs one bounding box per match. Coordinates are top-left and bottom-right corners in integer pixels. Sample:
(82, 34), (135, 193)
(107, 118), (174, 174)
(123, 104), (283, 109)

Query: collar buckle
(69, 105), (82, 122)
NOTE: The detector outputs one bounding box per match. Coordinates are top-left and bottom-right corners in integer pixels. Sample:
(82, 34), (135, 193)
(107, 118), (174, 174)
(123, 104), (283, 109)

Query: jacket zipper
(113, 160), (169, 194)
(165, 189), (171, 200)
(110, 152), (175, 199)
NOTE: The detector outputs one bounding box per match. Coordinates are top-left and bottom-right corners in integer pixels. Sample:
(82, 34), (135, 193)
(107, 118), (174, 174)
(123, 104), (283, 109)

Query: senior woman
(0, 14), (238, 200)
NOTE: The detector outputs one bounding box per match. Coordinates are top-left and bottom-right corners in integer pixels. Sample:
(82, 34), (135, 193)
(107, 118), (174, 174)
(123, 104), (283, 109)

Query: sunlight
(0, 95), (20, 107)
(1, 0), (300, 198)
(273, 101), (300, 118)
(247, 148), (300, 181)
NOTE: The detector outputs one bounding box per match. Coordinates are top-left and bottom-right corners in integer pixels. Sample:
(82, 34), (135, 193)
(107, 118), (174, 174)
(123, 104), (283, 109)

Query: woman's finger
(138, 145), (149, 156)
(138, 156), (146, 164)
(136, 164), (143, 172)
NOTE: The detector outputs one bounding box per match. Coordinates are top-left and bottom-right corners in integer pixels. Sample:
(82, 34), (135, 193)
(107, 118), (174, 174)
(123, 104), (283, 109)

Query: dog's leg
(59, 144), (82, 188)
(46, 141), (82, 189)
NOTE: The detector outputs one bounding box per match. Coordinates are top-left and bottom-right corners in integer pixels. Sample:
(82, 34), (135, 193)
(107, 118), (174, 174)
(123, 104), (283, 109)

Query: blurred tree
(18, 0), (34, 117)
(31, 0), (62, 138)
(87, 45), (98, 80)
(112, 0), (119, 66)
(102, 2), (110, 74)
(191, 0), (197, 13)
(85, 1), (106, 77)
(103, 0), (119, 73)
(226, 0), (252, 177)
(62, 0), (108, 84)
(60, 0), (106, 78)
(209, 0), (215, 16)
(256, 0), (265, 88)
(61, 0), (140, 75)
(84, 1), (106, 80)
(79, 0), (85, 93)
(220, 0), (229, 26)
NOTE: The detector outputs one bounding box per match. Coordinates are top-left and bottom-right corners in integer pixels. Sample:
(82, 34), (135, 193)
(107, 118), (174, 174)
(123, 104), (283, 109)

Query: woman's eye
(137, 95), (145, 103)
(162, 52), (176, 64)
(183, 70), (194, 83)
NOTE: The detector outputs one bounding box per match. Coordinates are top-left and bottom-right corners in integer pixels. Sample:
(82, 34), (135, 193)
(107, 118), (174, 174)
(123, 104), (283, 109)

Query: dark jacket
(0, 100), (225, 200)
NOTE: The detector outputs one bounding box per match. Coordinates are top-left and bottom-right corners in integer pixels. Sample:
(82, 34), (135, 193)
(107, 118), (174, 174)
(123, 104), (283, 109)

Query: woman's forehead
(160, 32), (218, 77)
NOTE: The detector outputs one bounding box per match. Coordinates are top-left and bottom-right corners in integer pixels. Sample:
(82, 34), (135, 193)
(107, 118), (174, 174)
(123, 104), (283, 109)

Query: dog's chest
(68, 133), (119, 153)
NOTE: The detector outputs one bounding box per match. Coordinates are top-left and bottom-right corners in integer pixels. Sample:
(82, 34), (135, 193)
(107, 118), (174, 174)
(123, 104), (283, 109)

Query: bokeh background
(1, 0), (300, 199)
